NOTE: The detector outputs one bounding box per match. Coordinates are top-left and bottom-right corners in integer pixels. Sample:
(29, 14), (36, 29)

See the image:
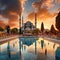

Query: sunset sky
(0, 0), (60, 29)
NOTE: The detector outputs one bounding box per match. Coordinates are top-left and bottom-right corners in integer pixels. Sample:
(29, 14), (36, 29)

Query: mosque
(19, 13), (37, 35)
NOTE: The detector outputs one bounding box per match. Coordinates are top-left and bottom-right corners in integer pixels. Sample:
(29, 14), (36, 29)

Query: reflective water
(0, 37), (60, 60)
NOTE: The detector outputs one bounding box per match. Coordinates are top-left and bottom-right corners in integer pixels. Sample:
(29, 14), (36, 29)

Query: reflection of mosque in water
(0, 37), (60, 60)
(6, 37), (38, 58)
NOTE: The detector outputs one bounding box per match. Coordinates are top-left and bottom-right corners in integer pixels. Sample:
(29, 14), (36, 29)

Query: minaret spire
(19, 15), (21, 28)
(22, 16), (23, 27)
(19, 15), (22, 34)
(35, 12), (37, 28)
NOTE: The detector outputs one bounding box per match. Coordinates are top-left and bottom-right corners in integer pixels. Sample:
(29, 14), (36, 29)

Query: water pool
(0, 37), (60, 60)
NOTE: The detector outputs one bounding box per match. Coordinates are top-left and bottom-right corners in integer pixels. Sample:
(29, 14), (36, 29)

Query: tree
(0, 27), (4, 31)
(11, 28), (18, 34)
(50, 25), (56, 34)
(5, 25), (10, 34)
(56, 12), (60, 32)
(41, 22), (44, 33)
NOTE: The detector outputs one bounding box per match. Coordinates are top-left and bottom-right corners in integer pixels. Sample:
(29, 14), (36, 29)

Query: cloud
(32, 0), (55, 10)
(27, 8), (57, 20)
(25, 9), (57, 29)
(0, 20), (6, 28)
(24, 0), (58, 29)
(0, 0), (27, 15)
(0, 0), (26, 28)
(42, 0), (55, 9)
(0, 0), (22, 16)
(57, 0), (60, 3)
(20, 0), (27, 12)
(0, 5), (7, 11)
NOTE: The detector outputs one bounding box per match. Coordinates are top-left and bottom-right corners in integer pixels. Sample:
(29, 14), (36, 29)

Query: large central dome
(24, 21), (35, 29)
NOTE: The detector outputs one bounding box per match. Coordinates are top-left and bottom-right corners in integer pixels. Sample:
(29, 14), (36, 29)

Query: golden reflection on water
(26, 38), (59, 60)
(0, 37), (60, 60)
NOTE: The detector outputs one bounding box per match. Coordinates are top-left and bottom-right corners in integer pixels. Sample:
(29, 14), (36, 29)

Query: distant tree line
(0, 25), (18, 34)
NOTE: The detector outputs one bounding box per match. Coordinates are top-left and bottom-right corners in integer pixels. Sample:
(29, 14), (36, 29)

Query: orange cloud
(24, 0), (58, 29)
(0, 11), (19, 29)
(20, 0), (27, 14)
(42, 0), (54, 9)
(27, 8), (57, 20)
(0, 20), (6, 28)
(8, 0), (27, 28)
(25, 7), (58, 29)
(0, 0), (27, 28)
(57, 0), (60, 3)
(32, 0), (55, 10)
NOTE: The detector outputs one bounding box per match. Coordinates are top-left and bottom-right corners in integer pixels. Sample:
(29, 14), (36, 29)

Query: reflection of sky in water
(0, 37), (60, 60)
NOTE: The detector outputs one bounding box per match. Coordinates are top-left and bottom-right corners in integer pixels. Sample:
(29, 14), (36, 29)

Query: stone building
(21, 21), (36, 35)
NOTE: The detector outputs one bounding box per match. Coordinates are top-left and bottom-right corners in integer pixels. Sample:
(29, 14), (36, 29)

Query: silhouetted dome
(24, 21), (32, 27)
(24, 21), (35, 29)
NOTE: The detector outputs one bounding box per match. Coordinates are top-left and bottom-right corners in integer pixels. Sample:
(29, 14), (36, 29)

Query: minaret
(19, 15), (22, 34)
(19, 15), (21, 28)
(35, 13), (37, 28)
(22, 16), (24, 34)
(22, 16), (23, 27)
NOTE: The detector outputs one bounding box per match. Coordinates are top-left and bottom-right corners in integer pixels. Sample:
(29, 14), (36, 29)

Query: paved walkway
(0, 35), (60, 45)
(0, 35), (19, 45)
(43, 37), (60, 44)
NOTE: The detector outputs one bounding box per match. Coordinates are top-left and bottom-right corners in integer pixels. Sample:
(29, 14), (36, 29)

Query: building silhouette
(35, 13), (37, 28)
(19, 12), (37, 35)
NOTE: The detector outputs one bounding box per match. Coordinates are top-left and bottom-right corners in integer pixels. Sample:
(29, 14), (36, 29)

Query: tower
(35, 13), (37, 28)
(22, 16), (24, 34)
(19, 16), (21, 28)
(22, 16), (23, 27)
(19, 15), (22, 34)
